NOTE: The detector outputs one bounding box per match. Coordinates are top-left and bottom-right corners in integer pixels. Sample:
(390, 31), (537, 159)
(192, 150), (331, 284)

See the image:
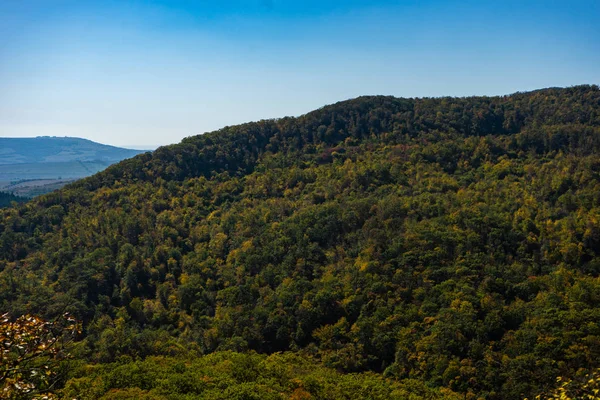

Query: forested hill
(2, 85), (600, 399)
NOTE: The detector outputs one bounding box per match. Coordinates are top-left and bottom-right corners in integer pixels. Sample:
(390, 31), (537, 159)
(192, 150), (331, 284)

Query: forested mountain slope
(1, 85), (600, 399)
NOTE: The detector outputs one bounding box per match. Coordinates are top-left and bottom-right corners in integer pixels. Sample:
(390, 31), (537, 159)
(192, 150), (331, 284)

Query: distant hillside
(0, 137), (144, 165)
(1, 86), (600, 399)
(0, 137), (146, 197)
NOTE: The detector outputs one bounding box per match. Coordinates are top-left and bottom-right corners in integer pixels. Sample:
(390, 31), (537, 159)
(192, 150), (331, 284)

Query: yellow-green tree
(530, 369), (600, 400)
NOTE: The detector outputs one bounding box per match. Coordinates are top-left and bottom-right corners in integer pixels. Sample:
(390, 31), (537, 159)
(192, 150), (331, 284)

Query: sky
(0, 0), (599, 148)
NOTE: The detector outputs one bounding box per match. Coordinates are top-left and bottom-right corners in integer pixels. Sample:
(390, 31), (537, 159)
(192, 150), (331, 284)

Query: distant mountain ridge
(0, 137), (147, 197)
(0, 136), (144, 165)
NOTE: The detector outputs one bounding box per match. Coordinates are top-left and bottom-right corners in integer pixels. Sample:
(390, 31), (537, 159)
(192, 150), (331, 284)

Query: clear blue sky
(0, 0), (598, 148)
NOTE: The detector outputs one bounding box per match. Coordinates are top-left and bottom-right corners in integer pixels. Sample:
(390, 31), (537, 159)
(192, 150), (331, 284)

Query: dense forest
(1, 85), (600, 399)
(0, 191), (27, 208)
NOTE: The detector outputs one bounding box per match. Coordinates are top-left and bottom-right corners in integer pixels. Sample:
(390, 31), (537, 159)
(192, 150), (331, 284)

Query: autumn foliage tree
(0, 313), (80, 400)
(527, 369), (600, 400)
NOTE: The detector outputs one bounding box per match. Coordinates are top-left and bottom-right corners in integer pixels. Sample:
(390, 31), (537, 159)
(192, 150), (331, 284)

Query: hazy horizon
(1, 0), (598, 147)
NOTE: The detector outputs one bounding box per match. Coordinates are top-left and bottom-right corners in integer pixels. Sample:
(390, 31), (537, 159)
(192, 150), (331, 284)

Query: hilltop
(1, 85), (600, 399)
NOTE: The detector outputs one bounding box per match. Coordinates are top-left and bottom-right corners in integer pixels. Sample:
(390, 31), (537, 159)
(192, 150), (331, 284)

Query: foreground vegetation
(1, 85), (600, 399)
(61, 351), (460, 399)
